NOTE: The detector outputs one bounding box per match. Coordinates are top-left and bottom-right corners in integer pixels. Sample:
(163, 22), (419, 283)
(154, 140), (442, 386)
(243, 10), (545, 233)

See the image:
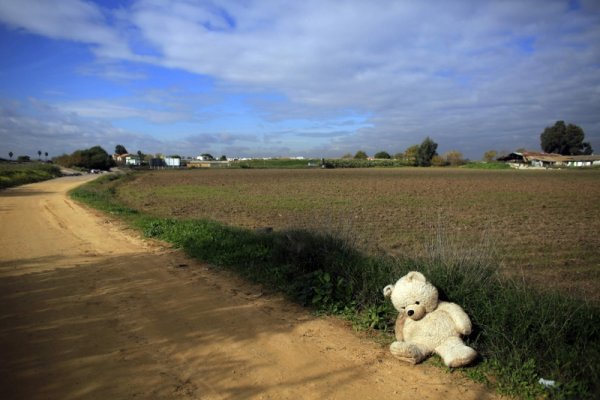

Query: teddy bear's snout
(406, 304), (426, 320)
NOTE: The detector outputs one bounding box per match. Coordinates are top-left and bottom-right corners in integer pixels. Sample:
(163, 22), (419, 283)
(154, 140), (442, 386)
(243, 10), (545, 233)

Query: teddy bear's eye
(415, 301), (420, 305)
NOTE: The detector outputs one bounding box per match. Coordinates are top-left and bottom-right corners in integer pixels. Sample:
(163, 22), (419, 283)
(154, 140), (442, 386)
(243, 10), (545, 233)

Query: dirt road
(0, 176), (497, 399)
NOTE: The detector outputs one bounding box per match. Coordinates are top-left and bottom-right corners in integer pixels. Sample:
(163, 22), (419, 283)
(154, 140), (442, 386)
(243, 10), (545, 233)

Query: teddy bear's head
(383, 271), (438, 321)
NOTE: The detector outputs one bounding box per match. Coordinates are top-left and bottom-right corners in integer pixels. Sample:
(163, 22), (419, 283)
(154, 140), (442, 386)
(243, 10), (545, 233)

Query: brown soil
(117, 168), (600, 300)
(0, 176), (499, 399)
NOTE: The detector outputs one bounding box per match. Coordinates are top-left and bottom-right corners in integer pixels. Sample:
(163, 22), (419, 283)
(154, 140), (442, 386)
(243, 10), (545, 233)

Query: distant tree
(54, 146), (114, 170)
(17, 155), (30, 162)
(219, 155), (227, 161)
(374, 151), (391, 159)
(483, 150), (498, 162)
(136, 150), (145, 163)
(201, 153), (214, 161)
(445, 150), (465, 166)
(402, 145), (420, 166)
(540, 121), (593, 155)
(354, 150), (368, 159)
(44, 152), (48, 161)
(416, 137), (438, 167)
(8, 151), (13, 160)
(341, 153), (353, 159)
(115, 144), (128, 155)
(37, 150), (42, 160)
(431, 155), (447, 167)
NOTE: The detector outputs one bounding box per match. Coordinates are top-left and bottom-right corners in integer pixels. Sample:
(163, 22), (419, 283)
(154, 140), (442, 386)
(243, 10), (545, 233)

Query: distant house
(125, 155), (141, 166)
(112, 153), (130, 164)
(498, 151), (600, 168)
(164, 157), (181, 167)
(564, 155), (600, 167)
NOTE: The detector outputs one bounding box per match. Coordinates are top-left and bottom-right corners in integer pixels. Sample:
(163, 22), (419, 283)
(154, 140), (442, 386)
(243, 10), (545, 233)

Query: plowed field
(115, 168), (600, 300)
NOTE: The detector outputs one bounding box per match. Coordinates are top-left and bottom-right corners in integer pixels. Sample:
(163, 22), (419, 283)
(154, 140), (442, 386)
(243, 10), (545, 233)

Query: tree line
(345, 137), (464, 167)
(344, 120), (593, 167)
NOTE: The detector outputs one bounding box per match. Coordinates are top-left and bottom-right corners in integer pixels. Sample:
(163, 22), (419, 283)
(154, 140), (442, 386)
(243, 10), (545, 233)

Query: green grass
(70, 173), (600, 399)
(0, 162), (63, 189)
(462, 161), (512, 169)
(230, 158), (321, 168)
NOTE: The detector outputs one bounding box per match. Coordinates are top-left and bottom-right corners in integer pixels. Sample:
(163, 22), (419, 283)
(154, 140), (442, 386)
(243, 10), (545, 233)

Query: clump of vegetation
(462, 161), (511, 169)
(0, 162), (62, 189)
(54, 145), (115, 171)
(322, 158), (409, 168)
(71, 173), (599, 399)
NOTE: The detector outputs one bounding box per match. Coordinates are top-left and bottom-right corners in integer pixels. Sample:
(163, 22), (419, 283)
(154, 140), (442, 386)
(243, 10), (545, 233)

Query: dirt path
(0, 176), (498, 399)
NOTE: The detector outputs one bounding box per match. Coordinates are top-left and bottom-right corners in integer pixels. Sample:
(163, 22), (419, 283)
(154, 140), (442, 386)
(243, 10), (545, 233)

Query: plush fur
(383, 271), (477, 367)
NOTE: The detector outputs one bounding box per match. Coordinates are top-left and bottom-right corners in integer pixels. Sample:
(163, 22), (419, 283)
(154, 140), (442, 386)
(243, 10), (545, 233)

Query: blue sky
(1, 0), (599, 160)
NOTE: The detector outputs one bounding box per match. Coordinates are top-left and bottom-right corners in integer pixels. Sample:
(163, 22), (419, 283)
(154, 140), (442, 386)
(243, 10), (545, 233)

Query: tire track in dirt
(0, 176), (500, 399)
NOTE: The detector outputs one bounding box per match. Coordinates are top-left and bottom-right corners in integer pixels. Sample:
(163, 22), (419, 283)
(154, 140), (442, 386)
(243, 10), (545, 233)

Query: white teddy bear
(383, 271), (477, 367)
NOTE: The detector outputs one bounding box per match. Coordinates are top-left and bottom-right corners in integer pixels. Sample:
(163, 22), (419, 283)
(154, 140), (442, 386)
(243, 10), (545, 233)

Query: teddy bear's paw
(390, 342), (426, 364)
(444, 346), (478, 368)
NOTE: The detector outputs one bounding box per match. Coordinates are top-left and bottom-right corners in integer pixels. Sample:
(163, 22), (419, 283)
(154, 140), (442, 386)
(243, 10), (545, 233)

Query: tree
(54, 146), (114, 170)
(201, 153), (214, 161)
(8, 151), (13, 160)
(17, 155), (30, 162)
(444, 150), (465, 166)
(341, 153), (353, 159)
(416, 137), (438, 167)
(402, 145), (420, 166)
(37, 150), (42, 160)
(219, 155), (227, 161)
(482, 150), (498, 163)
(44, 152), (48, 161)
(374, 151), (391, 159)
(540, 121), (593, 155)
(354, 150), (368, 159)
(115, 144), (128, 155)
(431, 155), (447, 167)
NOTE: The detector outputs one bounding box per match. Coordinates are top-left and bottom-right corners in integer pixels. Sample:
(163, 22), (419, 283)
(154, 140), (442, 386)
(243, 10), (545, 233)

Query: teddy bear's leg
(389, 341), (429, 365)
(435, 337), (477, 368)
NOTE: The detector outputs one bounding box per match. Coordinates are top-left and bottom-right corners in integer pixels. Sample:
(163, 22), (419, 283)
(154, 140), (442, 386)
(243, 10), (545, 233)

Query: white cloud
(0, 0), (598, 158)
(0, 97), (164, 156)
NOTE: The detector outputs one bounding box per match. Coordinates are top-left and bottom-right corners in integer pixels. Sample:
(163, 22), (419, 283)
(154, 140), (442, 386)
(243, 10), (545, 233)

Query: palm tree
(44, 152), (48, 161)
(38, 150), (42, 160)
(9, 151), (13, 160)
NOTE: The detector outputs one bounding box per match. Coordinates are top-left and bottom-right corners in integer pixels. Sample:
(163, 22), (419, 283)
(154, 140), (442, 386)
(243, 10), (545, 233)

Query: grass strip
(0, 162), (62, 189)
(70, 173), (599, 399)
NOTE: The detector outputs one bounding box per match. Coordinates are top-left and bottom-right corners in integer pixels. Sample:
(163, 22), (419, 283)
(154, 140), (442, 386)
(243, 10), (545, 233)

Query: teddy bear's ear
(405, 271), (427, 283)
(383, 284), (394, 298)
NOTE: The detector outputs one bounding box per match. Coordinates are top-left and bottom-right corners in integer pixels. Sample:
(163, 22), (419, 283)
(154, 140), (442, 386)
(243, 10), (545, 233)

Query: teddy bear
(383, 271), (477, 367)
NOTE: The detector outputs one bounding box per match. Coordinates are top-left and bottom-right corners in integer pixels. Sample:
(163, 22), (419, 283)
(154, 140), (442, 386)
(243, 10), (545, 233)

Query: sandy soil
(0, 176), (498, 399)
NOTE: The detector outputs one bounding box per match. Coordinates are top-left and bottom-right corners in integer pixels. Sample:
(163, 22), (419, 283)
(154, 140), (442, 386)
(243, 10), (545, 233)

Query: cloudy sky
(1, 0), (599, 160)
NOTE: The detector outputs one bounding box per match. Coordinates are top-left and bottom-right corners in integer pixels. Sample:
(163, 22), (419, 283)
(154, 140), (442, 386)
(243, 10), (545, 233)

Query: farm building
(125, 155), (140, 166)
(498, 152), (600, 168)
(164, 157), (181, 167)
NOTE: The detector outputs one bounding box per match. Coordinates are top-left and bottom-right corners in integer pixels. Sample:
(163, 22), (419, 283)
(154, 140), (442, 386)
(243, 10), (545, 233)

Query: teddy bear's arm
(437, 302), (472, 335)
(394, 312), (406, 341)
